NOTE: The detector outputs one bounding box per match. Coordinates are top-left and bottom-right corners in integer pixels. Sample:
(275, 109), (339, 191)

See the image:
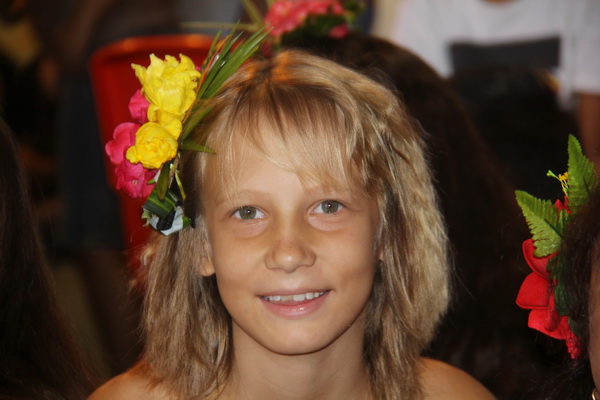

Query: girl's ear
(199, 256), (216, 277)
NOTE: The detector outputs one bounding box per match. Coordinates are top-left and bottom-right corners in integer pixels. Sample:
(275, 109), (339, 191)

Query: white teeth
(263, 291), (325, 302)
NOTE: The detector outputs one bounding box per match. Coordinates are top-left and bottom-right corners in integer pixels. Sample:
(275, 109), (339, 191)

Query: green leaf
(203, 28), (269, 99)
(180, 104), (213, 141)
(156, 162), (172, 200)
(180, 27), (268, 139)
(143, 187), (179, 219)
(196, 30), (243, 100)
(566, 134), (596, 213)
(515, 190), (562, 257)
(179, 138), (214, 152)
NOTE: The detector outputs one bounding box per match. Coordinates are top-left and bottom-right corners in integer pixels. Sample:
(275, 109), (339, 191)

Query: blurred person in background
(373, 0), (600, 172)
(0, 116), (96, 400)
(26, 0), (179, 376)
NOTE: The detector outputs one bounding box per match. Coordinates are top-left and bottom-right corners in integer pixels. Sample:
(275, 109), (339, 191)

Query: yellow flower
(126, 121), (181, 169)
(133, 54), (201, 128)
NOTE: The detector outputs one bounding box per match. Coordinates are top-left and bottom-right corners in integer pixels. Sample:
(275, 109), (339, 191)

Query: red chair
(89, 34), (214, 270)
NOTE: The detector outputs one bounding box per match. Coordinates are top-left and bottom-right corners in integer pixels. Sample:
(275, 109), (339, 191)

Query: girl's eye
(233, 206), (264, 220)
(314, 200), (342, 214)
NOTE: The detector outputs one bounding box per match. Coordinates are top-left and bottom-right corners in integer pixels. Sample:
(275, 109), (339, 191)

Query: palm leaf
(156, 162), (171, 200)
(179, 138), (214, 152)
(203, 28), (268, 99)
(144, 187), (179, 219)
(179, 27), (268, 140)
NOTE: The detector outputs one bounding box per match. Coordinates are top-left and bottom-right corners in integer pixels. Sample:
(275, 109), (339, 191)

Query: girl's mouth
(261, 291), (327, 302)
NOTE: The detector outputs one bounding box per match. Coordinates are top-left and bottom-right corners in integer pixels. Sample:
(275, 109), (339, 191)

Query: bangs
(202, 80), (365, 198)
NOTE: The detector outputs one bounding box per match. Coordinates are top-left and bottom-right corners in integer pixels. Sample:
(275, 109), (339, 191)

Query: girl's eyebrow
(208, 186), (362, 207)
(206, 188), (273, 209)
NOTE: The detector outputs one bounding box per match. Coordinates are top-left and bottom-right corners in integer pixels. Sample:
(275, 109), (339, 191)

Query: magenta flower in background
(265, 0), (345, 38)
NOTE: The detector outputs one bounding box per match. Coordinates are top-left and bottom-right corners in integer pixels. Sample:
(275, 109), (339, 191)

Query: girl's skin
(199, 133), (378, 399)
(89, 128), (495, 400)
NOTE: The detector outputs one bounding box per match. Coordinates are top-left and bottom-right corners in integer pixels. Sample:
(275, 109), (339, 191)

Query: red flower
(265, 0), (346, 38)
(516, 238), (581, 358)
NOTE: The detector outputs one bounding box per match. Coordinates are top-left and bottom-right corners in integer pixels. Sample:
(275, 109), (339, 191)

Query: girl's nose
(265, 221), (316, 272)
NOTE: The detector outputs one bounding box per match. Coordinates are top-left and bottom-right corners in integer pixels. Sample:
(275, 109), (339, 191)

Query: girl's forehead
(202, 126), (366, 199)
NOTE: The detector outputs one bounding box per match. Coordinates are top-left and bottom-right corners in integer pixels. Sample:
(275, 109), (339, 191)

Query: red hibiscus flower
(516, 238), (581, 358)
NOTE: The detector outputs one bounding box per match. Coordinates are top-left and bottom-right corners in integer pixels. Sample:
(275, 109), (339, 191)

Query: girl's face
(201, 130), (380, 358)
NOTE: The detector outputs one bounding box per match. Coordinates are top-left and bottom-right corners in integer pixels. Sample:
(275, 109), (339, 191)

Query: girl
(90, 49), (493, 399)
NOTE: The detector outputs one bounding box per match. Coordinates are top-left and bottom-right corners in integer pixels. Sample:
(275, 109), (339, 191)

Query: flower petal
(128, 89), (150, 123)
(126, 122), (179, 170)
(105, 122), (138, 165)
(516, 272), (551, 309)
(522, 238), (553, 277)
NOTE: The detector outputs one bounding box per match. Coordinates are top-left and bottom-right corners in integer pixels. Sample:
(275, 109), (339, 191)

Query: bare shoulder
(419, 358), (496, 400)
(88, 365), (172, 400)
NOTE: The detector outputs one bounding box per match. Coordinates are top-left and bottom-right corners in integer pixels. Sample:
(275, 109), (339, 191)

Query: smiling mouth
(261, 291), (328, 302)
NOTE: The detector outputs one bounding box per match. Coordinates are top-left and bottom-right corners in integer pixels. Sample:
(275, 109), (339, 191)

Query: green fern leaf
(566, 134), (596, 213)
(515, 190), (561, 257)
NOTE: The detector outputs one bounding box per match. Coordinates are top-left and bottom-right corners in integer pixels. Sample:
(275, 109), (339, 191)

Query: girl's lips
(261, 290), (327, 303)
(259, 290), (331, 318)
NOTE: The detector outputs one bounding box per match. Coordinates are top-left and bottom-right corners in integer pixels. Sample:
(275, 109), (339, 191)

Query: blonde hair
(140, 50), (450, 399)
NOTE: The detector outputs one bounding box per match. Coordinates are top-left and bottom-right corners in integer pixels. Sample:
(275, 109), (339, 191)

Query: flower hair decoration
(263, 0), (364, 43)
(183, 0), (365, 45)
(105, 28), (268, 235)
(515, 135), (598, 358)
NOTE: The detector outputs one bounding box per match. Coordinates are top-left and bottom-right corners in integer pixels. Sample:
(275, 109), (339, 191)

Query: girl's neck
(220, 326), (372, 400)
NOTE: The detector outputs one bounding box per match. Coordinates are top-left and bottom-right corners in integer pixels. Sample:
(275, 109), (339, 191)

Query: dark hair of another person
(284, 32), (547, 399)
(0, 118), (95, 399)
(450, 65), (577, 200)
(529, 185), (600, 399)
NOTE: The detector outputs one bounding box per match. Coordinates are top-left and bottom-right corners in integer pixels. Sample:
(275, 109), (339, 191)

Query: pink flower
(105, 122), (138, 165)
(265, 0), (346, 38)
(128, 89), (150, 124)
(114, 160), (156, 199)
(105, 118), (156, 199)
(328, 23), (349, 38)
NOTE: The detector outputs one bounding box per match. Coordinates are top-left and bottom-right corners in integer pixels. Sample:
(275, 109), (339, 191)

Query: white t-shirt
(379, 0), (600, 107)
